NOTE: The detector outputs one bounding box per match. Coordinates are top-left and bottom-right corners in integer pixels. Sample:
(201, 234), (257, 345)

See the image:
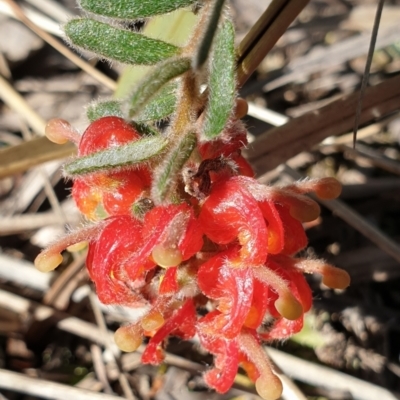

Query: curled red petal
(199, 177), (268, 265)
(159, 267), (179, 295)
(203, 339), (239, 393)
(197, 316), (239, 394)
(198, 250), (254, 339)
(268, 255), (313, 312)
(258, 200), (284, 254)
(86, 215), (146, 305)
(261, 316), (304, 340)
(141, 299), (196, 364)
(276, 204), (308, 255)
(143, 203), (203, 261)
(244, 277), (271, 330)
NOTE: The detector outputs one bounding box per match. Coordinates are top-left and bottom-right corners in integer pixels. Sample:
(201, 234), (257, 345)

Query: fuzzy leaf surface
(136, 83), (177, 122)
(65, 19), (179, 65)
(132, 122), (160, 137)
(192, 0), (226, 69)
(87, 100), (123, 122)
(65, 136), (167, 176)
(129, 57), (190, 118)
(202, 21), (236, 140)
(152, 132), (196, 203)
(79, 0), (197, 19)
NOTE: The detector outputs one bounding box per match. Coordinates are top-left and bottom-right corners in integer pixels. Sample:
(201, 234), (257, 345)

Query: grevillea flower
(64, 116), (152, 220)
(36, 114), (350, 400)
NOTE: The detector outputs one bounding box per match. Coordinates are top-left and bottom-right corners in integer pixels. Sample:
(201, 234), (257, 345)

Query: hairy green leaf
(136, 83), (177, 122)
(65, 19), (179, 65)
(79, 0), (197, 19)
(114, 9), (197, 99)
(192, 0), (226, 69)
(87, 100), (123, 122)
(131, 122), (159, 136)
(152, 132), (196, 203)
(202, 21), (236, 141)
(64, 136), (167, 176)
(129, 57), (190, 118)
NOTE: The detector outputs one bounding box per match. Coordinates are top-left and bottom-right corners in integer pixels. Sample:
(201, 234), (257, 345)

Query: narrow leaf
(132, 122), (160, 137)
(136, 83), (177, 122)
(202, 21), (236, 141)
(114, 9), (197, 99)
(192, 0), (227, 69)
(152, 132), (197, 203)
(79, 0), (197, 19)
(87, 100), (123, 122)
(128, 57), (190, 118)
(65, 19), (179, 65)
(64, 136), (167, 176)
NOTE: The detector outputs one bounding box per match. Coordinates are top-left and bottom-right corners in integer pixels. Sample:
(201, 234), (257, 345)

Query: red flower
(72, 117), (151, 219)
(198, 247), (254, 339)
(36, 113), (350, 400)
(199, 177), (268, 265)
(86, 215), (149, 305)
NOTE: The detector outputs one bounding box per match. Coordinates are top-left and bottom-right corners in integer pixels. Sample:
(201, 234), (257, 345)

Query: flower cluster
(36, 115), (349, 400)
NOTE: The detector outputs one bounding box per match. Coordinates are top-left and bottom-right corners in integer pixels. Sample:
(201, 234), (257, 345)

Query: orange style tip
(141, 312), (165, 332)
(34, 252), (63, 272)
(255, 373), (283, 400)
(45, 118), (72, 144)
(235, 98), (249, 119)
(322, 270), (350, 289)
(275, 294), (303, 320)
(152, 245), (182, 268)
(67, 241), (88, 252)
(315, 178), (342, 200)
(114, 327), (142, 352)
(290, 203), (320, 222)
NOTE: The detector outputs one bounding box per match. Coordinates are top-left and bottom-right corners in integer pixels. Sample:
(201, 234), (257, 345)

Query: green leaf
(64, 136), (167, 176)
(131, 122), (159, 137)
(192, 0), (227, 69)
(202, 21), (236, 141)
(65, 19), (179, 65)
(114, 9), (198, 99)
(86, 100), (123, 122)
(128, 57), (190, 118)
(136, 83), (177, 122)
(152, 132), (196, 203)
(79, 0), (197, 19)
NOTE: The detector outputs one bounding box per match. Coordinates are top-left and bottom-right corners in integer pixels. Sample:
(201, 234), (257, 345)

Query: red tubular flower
(36, 110), (350, 400)
(258, 200), (308, 255)
(72, 178), (103, 220)
(199, 177), (268, 265)
(197, 312), (240, 393)
(78, 116), (141, 155)
(141, 299), (197, 364)
(72, 117), (151, 219)
(197, 247), (254, 339)
(142, 203), (203, 268)
(86, 215), (149, 305)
